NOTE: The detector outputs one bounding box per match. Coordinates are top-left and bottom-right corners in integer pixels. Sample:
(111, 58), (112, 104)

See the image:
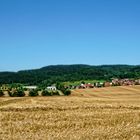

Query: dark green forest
(0, 64), (140, 85)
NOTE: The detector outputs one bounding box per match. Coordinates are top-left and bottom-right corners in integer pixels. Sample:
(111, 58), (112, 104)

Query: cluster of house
(69, 79), (140, 89)
(1, 79), (140, 91)
(75, 82), (103, 89)
(111, 79), (140, 86)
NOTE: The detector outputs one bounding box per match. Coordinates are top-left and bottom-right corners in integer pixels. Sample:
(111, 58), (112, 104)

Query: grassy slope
(63, 80), (105, 86)
(0, 86), (140, 140)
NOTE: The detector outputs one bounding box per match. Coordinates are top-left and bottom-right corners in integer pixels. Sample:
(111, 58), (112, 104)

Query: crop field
(0, 86), (140, 140)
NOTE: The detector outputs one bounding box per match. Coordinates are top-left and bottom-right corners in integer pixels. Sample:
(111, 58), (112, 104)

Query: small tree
(81, 81), (85, 84)
(29, 89), (38, 97)
(0, 90), (4, 97)
(56, 83), (66, 93)
(52, 91), (59, 96)
(8, 89), (25, 97)
(42, 90), (52, 96)
(16, 89), (25, 97)
(64, 90), (71, 96)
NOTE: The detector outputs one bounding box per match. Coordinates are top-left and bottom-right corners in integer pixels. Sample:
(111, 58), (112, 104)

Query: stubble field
(0, 86), (140, 140)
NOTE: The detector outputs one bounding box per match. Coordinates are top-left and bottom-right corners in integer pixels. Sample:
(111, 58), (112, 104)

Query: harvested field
(0, 86), (140, 140)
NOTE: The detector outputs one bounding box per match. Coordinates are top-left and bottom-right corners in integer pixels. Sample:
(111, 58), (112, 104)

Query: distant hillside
(0, 64), (140, 85)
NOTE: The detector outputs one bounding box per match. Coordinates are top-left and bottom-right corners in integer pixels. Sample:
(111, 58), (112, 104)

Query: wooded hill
(0, 64), (140, 85)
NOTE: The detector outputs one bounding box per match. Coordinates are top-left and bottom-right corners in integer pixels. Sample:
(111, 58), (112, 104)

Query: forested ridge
(0, 64), (140, 85)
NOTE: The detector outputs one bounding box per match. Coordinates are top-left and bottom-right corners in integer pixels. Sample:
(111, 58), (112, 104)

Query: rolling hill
(0, 64), (140, 85)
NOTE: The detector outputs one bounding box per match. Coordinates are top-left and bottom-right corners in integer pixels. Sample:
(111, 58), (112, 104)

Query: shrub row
(29, 90), (60, 97)
(0, 89), (71, 97)
(42, 90), (59, 96)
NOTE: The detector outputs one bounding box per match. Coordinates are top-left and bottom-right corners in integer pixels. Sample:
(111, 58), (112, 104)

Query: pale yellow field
(0, 86), (140, 140)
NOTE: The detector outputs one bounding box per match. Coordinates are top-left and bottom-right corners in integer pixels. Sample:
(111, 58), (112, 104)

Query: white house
(46, 86), (57, 91)
(23, 86), (37, 90)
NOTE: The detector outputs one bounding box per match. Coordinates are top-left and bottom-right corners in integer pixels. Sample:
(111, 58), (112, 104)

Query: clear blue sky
(0, 0), (140, 71)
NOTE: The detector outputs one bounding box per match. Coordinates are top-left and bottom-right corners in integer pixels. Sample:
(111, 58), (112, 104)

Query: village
(69, 78), (140, 89)
(0, 78), (140, 93)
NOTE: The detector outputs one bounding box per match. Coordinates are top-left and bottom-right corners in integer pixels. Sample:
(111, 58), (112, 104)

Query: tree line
(0, 88), (71, 97)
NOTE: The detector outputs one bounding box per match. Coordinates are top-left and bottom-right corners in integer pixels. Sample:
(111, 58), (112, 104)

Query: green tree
(8, 89), (25, 97)
(41, 90), (52, 96)
(64, 90), (71, 96)
(29, 89), (39, 97)
(52, 91), (59, 96)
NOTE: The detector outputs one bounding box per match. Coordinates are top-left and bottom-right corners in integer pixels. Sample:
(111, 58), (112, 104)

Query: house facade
(47, 86), (57, 91)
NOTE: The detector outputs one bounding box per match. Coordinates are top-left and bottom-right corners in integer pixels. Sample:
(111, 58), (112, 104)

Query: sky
(0, 0), (140, 71)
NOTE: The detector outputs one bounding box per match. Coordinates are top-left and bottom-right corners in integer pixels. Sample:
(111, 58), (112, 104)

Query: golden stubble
(0, 86), (140, 140)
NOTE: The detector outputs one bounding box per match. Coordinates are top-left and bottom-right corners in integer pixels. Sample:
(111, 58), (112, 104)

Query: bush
(0, 90), (4, 97)
(29, 89), (38, 97)
(16, 90), (25, 97)
(56, 83), (65, 93)
(8, 90), (25, 97)
(42, 90), (52, 96)
(63, 90), (71, 96)
(52, 91), (59, 96)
